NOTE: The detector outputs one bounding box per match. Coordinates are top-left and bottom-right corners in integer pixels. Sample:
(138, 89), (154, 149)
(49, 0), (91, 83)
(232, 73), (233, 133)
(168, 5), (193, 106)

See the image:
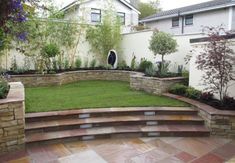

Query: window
(185, 14), (193, 25)
(91, 8), (101, 22)
(117, 12), (125, 25)
(172, 17), (179, 27)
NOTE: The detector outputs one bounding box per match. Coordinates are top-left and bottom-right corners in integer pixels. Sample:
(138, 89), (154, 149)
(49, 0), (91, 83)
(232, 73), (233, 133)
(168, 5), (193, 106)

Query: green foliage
(86, 10), (122, 63)
(145, 66), (156, 77)
(169, 84), (188, 95)
(52, 60), (57, 70)
(0, 78), (9, 99)
(131, 56), (136, 70)
(149, 31), (177, 74)
(185, 87), (201, 99)
(90, 59), (96, 68)
(139, 58), (153, 72)
(10, 56), (18, 71)
(41, 43), (60, 58)
(18, 13), (79, 72)
(149, 31), (177, 60)
(117, 60), (129, 70)
(64, 59), (69, 70)
(138, 0), (161, 19)
(75, 57), (82, 69)
(84, 58), (88, 68)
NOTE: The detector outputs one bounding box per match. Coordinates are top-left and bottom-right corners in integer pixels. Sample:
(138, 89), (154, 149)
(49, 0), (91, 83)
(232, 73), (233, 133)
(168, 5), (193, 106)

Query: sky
(56, 0), (212, 10)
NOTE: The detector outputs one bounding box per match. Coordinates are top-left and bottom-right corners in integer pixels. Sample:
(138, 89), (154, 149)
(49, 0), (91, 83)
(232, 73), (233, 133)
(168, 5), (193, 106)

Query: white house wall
(145, 8), (230, 35)
(64, 0), (139, 33)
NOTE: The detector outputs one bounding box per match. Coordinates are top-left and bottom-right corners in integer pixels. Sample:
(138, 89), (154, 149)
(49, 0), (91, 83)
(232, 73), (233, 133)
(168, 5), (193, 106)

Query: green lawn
(25, 80), (189, 113)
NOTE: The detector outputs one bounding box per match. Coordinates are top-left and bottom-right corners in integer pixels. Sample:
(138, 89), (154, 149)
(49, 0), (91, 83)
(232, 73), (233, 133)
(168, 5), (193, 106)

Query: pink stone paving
(0, 137), (234, 163)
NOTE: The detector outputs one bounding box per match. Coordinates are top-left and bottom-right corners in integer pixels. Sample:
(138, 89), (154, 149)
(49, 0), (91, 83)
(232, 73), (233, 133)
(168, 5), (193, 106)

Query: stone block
(1, 120), (18, 128)
(6, 140), (18, 146)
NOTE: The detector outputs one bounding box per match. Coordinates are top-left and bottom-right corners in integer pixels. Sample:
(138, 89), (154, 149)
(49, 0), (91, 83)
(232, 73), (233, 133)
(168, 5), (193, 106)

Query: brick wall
(0, 82), (25, 154)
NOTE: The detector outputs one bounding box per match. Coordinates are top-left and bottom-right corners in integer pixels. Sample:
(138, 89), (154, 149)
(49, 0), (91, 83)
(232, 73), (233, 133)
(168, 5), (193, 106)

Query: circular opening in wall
(107, 50), (118, 69)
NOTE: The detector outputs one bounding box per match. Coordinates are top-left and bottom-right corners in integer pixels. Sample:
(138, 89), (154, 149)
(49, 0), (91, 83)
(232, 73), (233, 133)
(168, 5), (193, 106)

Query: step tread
(26, 107), (196, 118)
(25, 115), (204, 130)
(26, 125), (209, 143)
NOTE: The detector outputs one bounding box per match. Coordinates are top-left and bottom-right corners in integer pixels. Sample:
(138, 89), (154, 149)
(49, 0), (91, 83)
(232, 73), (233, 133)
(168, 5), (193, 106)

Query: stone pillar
(0, 82), (25, 154)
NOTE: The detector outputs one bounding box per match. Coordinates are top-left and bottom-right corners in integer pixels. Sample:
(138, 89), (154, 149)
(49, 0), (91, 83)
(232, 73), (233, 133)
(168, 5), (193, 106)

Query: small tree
(149, 31), (177, 73)
(196, 26), (235, 104)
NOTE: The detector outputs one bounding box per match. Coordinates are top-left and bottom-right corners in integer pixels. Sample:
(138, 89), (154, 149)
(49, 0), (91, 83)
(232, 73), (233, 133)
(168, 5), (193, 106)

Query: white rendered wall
(120, 30), (203, 72)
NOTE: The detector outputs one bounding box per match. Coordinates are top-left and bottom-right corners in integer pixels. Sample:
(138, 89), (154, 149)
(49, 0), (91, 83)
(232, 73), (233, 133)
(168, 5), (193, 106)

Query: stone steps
(25, 107), (210, 144)
(25, 107), (198, 122)
(25, 115), (205, 133)
(26, 125), (210, 143)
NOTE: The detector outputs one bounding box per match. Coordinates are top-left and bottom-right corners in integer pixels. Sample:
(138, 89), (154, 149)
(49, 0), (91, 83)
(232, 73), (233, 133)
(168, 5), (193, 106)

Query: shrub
(185, 87), (201, 99)
(131, 56), (136, 70)
(145, 66), (156, 77)
(139, 58), (153, 72)
(117, 60), (129, 70)
(75, 57), (82, 69)
(90, 59), (96, 68)
(64, 59), (69, 70)
(52, 60), (57, 70)
(0, 78), (9, 99)
(200, 92), (214, 101)
(41, 43), (60, 58)
(223, 96), (235, 107)
(169, 84), (187, 95)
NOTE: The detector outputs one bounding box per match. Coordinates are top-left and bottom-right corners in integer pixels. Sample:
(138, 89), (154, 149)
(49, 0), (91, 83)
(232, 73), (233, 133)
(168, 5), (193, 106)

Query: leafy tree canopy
(138, 0), (161, 19)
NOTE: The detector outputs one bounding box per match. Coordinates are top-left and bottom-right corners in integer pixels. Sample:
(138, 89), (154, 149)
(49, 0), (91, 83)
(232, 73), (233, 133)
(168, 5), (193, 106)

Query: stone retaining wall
(130, 73), (185, 95)
(0, 82), (25, 154)
(164, 93), (235, 138)
(8, 70), (132, 87)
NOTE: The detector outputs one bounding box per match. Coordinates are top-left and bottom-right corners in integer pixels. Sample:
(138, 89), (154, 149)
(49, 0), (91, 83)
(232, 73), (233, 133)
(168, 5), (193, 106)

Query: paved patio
(0, 137), (234, 163)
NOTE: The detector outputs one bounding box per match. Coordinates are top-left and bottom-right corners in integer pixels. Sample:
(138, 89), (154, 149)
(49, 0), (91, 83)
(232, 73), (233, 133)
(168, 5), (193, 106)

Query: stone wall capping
(163, 93), (235, 116)
(163, 93), (235, 138)
(0, 82), (24, 105)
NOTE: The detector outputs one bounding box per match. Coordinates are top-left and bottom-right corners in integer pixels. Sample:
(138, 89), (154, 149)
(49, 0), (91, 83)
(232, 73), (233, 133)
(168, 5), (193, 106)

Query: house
(61, 0), (140, 33)
(140, 0), (235, 35)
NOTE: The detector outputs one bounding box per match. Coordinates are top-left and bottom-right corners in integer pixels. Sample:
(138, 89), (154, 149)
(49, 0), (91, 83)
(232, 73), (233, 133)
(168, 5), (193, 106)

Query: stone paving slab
(0, 137), (234, 163)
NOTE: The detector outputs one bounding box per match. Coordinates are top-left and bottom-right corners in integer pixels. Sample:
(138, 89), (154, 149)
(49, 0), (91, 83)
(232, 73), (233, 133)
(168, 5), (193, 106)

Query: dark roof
(140, 0), (235, 22)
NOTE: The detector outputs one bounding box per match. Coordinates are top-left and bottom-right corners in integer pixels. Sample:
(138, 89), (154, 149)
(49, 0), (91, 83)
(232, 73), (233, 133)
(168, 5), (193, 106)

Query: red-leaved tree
(196, 26), (235, 103)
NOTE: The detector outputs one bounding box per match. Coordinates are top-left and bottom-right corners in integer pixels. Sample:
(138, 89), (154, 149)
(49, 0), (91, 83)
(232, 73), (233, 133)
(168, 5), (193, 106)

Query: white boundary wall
(121, 30), (203, 72)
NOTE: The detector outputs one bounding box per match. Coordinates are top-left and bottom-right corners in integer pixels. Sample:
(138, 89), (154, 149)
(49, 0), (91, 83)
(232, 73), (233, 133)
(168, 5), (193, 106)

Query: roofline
(61, 0), (140, 14)
(140, 2), (235, 23)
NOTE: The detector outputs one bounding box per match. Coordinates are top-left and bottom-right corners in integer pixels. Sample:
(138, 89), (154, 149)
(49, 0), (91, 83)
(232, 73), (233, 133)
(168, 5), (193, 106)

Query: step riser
(26, 121), (205, 134)
(26, 111), (198, 122)
(26, 131), (210, 144)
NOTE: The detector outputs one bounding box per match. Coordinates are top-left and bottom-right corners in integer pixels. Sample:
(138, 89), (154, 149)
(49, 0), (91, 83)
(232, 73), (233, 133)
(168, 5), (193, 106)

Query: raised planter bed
(164, 93), (235, 138)
(8, 70), (185, 95)
(130, 73), (185, 95)
(0, 82), (25, 154)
